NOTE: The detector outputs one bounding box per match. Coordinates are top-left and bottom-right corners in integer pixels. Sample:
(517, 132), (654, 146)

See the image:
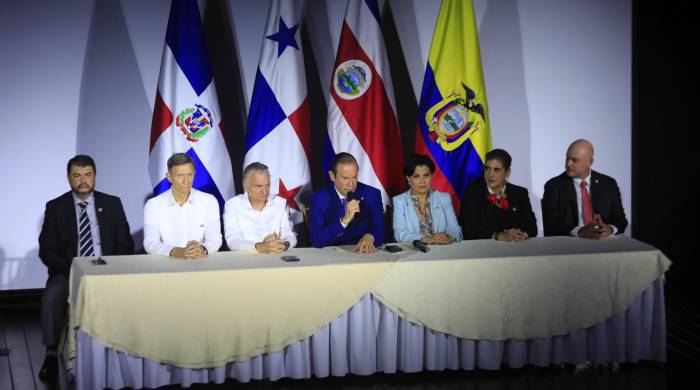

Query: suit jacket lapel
(63, 192), (79, 251)
(428, 190), (445, 231)
(330, 186), (343, 220)
(563, 174), (579, 221)
(589, 171), (600, 213)
(94, 191), (106, 242)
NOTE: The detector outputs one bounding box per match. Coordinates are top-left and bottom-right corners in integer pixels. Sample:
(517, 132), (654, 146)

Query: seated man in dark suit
(542, 139), (628, 238)
(38, 155), (134, 381)
(309, 152), (384, 252)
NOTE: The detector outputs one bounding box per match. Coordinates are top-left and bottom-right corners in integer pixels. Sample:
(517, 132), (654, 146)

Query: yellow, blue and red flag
(415, 0), (491, 212)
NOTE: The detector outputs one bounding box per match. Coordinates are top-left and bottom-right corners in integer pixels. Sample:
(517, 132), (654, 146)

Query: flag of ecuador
(415, 0), (491, 212)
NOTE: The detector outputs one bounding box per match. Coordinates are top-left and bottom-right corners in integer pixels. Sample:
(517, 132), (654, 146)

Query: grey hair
(242, 162), (270, 184)
(167, 153), (194, 171)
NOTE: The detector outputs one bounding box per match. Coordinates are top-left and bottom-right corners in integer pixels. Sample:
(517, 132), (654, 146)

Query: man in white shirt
(144, 153), (222, 259)
(224, 162), (296, 253)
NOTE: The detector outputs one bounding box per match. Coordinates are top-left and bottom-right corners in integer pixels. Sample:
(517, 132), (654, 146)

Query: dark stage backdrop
(633, 2), (697, 277)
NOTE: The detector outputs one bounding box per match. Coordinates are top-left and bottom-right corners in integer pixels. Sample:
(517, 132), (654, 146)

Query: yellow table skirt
(69, 248), (398, 368)
(69, 236), (670, 368)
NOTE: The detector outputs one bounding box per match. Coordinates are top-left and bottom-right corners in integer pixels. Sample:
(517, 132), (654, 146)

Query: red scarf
(486, 193), (509, 210)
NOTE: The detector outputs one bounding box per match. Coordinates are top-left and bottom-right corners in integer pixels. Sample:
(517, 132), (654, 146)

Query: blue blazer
(392, 189), (462, 243)
(309, 182), (385, 248)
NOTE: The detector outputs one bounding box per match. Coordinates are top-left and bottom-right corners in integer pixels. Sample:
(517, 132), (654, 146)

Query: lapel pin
(512, 207), (517, 212)
(98, 208), (103, 212)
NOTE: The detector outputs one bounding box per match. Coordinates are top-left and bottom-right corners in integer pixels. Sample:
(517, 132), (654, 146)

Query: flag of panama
(148, 0), (235, 208)
(243, 0), (311, 223)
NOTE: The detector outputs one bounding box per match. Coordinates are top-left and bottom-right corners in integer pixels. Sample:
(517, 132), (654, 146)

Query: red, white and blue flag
(325, 0), (404, 207)
(148, 0), (234, 208)
(243, 0), (310, 223)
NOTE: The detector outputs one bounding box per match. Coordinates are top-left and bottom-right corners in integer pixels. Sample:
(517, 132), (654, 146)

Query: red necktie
(581, 180), (593, 224)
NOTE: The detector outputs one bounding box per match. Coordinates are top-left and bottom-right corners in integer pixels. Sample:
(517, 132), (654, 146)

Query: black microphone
(412, 240), (429, 253)
(346, 191), (355, 201)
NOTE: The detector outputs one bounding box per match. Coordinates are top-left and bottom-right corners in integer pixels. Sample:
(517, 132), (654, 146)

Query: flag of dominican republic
(243, 0), (310, 223)
(326, 0), (404, 207)
(415, 0), (491, 212)
(148, 0), (234, 208)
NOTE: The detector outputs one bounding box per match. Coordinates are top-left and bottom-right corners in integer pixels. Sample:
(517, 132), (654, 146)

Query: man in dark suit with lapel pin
(309, 152), (384, 252)
(37, 155), (134, 381)
(542, 139), (628, 238)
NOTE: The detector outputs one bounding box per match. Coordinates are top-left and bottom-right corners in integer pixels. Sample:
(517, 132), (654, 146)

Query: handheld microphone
(346, 191), (355, 201)
(412, 240), (429, 253)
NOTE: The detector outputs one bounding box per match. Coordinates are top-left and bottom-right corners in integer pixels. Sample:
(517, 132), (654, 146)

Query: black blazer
(38, 191), (134, 277)
(461, 179), (538, 240)
(541, 171), (628, 237)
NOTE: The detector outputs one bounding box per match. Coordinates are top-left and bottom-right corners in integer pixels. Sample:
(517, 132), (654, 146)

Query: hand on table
(495, 229), (528, 242)
(170, 240), (206, 260)
(353, 233), (376, 254)
(255, 232), (287, 254)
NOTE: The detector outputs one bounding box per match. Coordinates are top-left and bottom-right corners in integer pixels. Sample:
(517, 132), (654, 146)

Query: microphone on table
(412, 240), (429, 253)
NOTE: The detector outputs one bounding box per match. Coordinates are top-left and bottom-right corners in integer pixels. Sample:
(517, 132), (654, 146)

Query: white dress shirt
(570, 172), (617, 236)
(223, 194), (296, 252)
(143, 188), (222, 256)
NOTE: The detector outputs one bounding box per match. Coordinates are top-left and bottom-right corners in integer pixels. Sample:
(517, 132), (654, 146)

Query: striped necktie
(78, 202), (95, 257)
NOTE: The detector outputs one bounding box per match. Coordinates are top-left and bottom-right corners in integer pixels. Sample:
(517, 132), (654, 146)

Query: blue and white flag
(149, 0), (234, 208)
(243, 0), (310, 223)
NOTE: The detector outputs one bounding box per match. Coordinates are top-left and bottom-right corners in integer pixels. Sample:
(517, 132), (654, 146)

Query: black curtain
(632, 2), (698, 277)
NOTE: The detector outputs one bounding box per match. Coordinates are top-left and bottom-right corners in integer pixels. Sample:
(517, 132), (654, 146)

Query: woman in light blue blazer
(392, 154), (462, 244)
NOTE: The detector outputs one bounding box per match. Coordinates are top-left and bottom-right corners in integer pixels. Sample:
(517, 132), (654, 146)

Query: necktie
(78, 202), (95, 257)
(580, 180), (593, 225)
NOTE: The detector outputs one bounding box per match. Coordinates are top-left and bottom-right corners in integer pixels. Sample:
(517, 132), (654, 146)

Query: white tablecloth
(68, 236), (670, 389)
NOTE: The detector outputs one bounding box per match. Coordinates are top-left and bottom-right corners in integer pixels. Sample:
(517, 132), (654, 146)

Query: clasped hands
(170, 240), (207, 260)
(421, 232), (454, 245)
(255, 232), (288, 254)
(494, 229), (528, 242)
(578, 214), (613, 240)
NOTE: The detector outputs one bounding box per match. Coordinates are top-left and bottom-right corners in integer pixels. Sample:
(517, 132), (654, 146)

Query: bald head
(565, 139), (594, 179)
(568, 139), (594, 157)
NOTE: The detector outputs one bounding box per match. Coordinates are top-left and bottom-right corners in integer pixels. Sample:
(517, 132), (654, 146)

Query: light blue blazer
(392, 189), (462, 243)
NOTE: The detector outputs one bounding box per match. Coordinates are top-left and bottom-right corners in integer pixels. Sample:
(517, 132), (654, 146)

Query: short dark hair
(403, 153), (435, 176)
(167, 153), (194, 171)
(485, 148), (512, 171)
(67, 155), (96, 175)
(330, 152), (358, 174)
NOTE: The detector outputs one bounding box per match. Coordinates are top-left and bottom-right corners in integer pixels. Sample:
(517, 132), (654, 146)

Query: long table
(68, 236), (670, 389)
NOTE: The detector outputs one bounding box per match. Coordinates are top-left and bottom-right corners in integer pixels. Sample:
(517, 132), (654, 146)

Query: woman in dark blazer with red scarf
(461, 149), (537, 241)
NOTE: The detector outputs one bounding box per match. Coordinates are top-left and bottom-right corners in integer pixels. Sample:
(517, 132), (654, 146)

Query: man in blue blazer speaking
(309, 153), (384, 252)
